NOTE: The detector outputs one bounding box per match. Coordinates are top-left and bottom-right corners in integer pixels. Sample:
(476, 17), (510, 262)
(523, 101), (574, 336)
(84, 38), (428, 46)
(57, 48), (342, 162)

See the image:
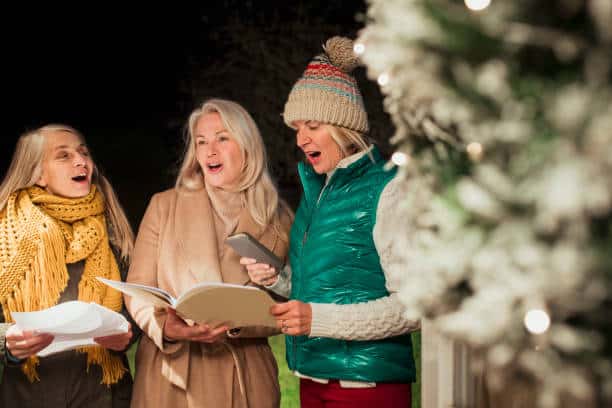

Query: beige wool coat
(125, 188), (292, 408)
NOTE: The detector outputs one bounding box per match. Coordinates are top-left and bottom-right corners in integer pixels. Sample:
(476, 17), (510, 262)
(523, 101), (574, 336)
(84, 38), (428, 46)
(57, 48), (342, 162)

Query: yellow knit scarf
(0, 186), (126, 385)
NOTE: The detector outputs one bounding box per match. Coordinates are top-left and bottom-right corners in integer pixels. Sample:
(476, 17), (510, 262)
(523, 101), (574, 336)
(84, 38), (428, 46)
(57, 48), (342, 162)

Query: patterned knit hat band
(283, 37), (369, 133)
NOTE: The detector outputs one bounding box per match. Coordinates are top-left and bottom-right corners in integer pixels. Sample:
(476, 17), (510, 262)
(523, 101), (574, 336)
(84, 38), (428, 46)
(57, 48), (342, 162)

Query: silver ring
(281, 320), (288, 331)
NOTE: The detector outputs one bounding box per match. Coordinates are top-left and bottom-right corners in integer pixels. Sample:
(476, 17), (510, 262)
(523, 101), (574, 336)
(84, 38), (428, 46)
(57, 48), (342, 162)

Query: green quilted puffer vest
(286, 147), (415, 383)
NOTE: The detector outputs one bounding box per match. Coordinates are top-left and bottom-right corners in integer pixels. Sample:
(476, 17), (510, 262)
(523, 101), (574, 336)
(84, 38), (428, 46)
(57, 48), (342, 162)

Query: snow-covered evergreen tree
(358, 1), (612, 406)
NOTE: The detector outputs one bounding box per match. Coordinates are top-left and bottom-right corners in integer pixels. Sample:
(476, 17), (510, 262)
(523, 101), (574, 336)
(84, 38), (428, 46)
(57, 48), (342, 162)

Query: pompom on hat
(283, 36), (369, 133)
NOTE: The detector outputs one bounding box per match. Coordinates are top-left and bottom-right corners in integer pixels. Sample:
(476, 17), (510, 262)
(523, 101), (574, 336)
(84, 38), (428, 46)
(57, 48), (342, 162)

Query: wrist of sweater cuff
(264, 275), (281, 289)
(309, 303), (340, 338)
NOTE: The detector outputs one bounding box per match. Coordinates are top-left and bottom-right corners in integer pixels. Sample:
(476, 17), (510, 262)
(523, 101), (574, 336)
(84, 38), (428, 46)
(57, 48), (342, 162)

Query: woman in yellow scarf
(0, 124), (136, 407)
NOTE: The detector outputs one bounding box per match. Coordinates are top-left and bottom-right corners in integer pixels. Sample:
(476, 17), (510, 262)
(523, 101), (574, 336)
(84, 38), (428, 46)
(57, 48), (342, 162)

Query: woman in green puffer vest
(241, 36), (419, 408)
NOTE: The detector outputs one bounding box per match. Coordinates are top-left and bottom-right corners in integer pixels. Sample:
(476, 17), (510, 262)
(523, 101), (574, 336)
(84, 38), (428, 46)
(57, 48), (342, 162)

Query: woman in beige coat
(125, 99), (293, 408)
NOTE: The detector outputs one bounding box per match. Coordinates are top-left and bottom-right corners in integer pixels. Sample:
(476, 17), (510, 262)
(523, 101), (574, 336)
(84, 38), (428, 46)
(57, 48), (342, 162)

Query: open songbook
(98, 278), (277, 328)
(11, 301), (129, 357)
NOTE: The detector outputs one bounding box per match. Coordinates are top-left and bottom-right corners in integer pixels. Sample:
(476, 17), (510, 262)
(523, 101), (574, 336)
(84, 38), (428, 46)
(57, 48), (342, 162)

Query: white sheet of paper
(11, 301), (129, 357)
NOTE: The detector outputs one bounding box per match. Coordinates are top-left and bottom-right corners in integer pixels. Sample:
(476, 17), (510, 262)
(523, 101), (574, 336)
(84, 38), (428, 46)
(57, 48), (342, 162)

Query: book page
(176, 284), (277, 328)
(177, 281), (258, 304)
(97, 277), (175, 308)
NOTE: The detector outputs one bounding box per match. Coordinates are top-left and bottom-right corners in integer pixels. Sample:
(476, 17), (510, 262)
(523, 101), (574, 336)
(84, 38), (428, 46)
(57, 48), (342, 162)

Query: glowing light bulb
(464, 0), (491, 11)
(353, 42), (365, 55)
(466, 142), (484, 161)
(377, 72), (390, 86)
(391, 152), (409, 166)
(524, 309), (550, 334)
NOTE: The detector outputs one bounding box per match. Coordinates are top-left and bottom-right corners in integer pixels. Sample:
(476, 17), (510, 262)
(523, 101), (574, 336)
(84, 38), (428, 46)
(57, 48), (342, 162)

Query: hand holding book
(163, 308), (229, 343)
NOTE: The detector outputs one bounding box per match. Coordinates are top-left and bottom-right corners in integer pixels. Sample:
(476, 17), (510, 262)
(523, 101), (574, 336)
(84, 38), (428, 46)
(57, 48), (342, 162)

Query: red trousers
(300, 378), (412, 408)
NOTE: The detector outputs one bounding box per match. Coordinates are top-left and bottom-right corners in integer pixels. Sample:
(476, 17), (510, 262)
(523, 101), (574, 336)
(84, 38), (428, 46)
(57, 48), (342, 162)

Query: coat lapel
(172, 189), (223, 286)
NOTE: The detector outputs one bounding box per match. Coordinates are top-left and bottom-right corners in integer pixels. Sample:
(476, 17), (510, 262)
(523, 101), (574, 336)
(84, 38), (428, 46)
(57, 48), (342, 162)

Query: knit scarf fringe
(0, 186), (125, 385)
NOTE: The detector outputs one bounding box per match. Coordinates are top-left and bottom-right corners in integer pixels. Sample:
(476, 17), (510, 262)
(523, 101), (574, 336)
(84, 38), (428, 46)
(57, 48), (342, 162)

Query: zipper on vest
(294, 176), (335, 370)
(295, 221), (310, 300)
(294, 219), (312, 370)
(299, 178), (332, 284)
(302, 182), (327, 246)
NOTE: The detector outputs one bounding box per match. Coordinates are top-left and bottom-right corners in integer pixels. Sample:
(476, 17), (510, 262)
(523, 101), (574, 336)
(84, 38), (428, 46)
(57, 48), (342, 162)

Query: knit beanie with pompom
(283, 36), (369, 133)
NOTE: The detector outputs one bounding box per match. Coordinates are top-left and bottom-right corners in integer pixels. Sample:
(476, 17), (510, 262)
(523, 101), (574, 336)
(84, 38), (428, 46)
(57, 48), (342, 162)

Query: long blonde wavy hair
(0, 124), (134, 260)
(176, 98), (289, 240)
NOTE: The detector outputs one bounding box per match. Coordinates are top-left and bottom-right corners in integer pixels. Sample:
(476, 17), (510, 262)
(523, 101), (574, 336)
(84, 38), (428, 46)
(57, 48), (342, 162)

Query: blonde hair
(0, 124), (134, 260)
(324, 125), (371, 157)
(176, 99), (289, 238)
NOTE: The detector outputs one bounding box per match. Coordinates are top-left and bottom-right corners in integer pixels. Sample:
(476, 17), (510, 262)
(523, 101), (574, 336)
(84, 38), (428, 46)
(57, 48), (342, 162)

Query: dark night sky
(2, 5), (199, 224)
(1, 2), (380, 226)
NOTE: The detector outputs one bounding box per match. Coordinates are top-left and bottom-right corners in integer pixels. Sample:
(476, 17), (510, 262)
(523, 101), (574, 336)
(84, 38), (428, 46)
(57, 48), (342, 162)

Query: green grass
(127, 332), (421, 408)
(412, 331), (421, 407)
(127, 341), (137, 376)
(269, 335), (300, 408)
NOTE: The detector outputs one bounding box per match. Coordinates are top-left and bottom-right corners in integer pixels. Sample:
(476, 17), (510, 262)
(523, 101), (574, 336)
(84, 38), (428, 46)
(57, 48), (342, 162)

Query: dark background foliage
(0, 2), (393, 226)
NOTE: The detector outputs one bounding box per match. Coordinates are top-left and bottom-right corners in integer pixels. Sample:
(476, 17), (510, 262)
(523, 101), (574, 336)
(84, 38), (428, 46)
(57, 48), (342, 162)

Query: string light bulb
(524, 309), (551, 334)
(377, 72), (390, 86)
(353, 42), (366, 55)
(464, 0), (491, 11)
(391, 152), (409, 166)
(466, 142), (484, 161)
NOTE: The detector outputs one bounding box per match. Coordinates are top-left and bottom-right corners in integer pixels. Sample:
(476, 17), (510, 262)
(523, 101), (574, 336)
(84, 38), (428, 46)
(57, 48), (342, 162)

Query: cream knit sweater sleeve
(309, 176), (419, 340)
(265, 264), (292, 298)
(267, 175), (420, 340)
